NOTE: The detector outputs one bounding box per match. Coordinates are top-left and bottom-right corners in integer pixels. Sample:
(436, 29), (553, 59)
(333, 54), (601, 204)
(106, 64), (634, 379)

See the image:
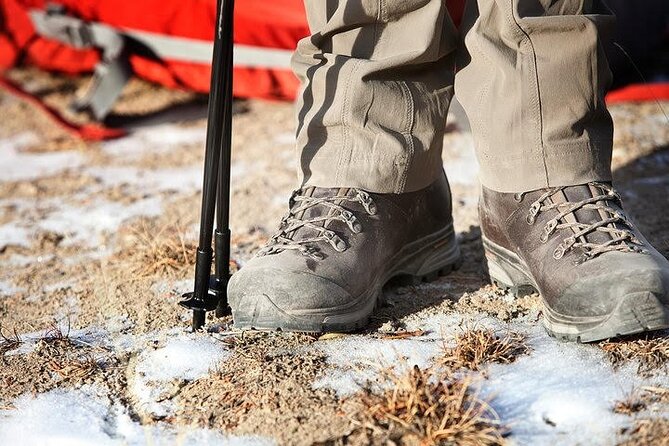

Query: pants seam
(506, 0), (550, 187)
(397, 81), (416, 193)
(334, 0), (383, 187)
(334, 58), (360, 185)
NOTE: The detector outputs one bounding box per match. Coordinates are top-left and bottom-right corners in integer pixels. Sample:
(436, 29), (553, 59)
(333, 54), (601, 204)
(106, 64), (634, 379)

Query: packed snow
(0, 222), (31, 249)
(85, 165), (203, 194)
(0, 386), (274, 446)
(0, 279), (23, 297)
(313, 314), (463, 396)
(130, 334), (230, 418)
(312, 311), (669, 446)
(478, 322), (666, 446)
(0, 133), (85, 181)
(38, 197), (163, 247)
(101, 124), (206, 158)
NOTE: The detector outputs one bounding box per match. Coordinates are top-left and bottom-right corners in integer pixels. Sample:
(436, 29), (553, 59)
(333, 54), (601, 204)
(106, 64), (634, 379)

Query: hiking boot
(228, 172), (461, 332)
(480, 182), (669, 342)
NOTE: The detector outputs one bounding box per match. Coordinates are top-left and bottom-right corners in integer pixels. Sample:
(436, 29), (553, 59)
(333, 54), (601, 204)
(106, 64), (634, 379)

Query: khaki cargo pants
(291, 0), (616, 193)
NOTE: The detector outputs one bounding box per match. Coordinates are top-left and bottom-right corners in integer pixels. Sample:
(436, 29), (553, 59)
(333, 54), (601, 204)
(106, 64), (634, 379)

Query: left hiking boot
(480, 182), (669, 342)
(228, 173), (461, 332)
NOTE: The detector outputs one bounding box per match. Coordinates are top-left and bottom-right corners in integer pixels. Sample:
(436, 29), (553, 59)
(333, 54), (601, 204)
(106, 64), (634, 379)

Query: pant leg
(292, 0), (459, 194)
(455, 0), (616, 193)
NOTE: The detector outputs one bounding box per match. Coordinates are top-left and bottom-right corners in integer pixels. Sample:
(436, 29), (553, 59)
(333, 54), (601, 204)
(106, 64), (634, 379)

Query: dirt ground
(0, 67), (668, 446)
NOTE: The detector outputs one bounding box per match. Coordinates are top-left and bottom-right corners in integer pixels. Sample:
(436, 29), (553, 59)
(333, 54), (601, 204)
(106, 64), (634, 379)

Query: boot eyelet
(526, 202), (541, 225)
(513, 193), (523, 202)
(553, 245), (565, 260)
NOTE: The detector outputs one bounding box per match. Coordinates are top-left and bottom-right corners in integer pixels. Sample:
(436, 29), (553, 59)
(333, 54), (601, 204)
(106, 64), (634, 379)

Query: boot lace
(257, 189), (377, 260)
(517, 183), (645, 261)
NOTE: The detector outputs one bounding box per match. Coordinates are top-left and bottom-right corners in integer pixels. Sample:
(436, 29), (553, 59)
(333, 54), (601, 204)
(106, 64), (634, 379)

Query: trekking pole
(179, 0), (235, 331)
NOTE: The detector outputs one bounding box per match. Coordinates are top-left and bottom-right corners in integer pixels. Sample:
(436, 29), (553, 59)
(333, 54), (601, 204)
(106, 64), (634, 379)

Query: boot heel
(483, 241), (537, 297)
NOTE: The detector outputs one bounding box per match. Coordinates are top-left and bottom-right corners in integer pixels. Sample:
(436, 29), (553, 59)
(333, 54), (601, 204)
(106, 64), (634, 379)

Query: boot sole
(233, 223), (462, 333)
(482, 236), (669, 343)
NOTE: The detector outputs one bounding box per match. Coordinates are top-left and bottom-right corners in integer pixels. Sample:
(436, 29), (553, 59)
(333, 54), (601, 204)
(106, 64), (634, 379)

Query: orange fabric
(0, 0), (309, 99)
(605, 83), (669, 104)
(0, 0), (467, 98)
(2, 0), (663, 107)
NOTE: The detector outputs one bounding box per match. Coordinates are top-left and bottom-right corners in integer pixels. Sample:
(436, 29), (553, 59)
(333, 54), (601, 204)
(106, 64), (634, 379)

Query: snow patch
(131, 334), (230, 418)
(0, 279), (23, 297)
(4, 324), (111, 357)
(0, 223), (31, 249)
(39, 197), (162, 247)
(85, 162), (252, 196)
(0, 386), (274, 446)
(313, 312), (668, 445)
(85, 165), (202, 194)
(478, 322), (653, 446)
(313, 314), (465, 396)
(0, 133), (85, 182)
(101, 125), (206, 158)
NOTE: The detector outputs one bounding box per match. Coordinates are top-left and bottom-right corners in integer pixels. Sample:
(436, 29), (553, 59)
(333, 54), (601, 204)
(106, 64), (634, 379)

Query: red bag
(0, 0), (308, 101)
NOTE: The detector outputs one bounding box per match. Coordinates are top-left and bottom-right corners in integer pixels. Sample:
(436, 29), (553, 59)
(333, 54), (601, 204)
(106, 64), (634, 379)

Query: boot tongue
(552, 184), (614, 245)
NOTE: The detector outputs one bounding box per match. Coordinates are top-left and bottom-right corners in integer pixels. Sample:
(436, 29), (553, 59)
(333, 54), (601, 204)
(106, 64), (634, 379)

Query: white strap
(29, 9), (294, 69)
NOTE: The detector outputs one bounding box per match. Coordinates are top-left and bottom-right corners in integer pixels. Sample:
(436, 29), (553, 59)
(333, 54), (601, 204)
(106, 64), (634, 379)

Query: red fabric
(0, 0), (467, 99)
(605, 83), (669, 104)
(0, 0), (309, 100)
(0, 74), (126, 140)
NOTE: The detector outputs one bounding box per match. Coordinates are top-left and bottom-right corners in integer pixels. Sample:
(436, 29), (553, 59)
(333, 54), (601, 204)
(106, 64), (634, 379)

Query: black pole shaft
(188, 0), (235, 330)
(214, 0), (235, 317)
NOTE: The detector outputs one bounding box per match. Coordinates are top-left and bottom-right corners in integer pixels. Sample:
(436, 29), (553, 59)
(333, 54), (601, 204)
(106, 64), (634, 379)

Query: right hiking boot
(227, 172), (461, 332)
(480, 182), (669, 342)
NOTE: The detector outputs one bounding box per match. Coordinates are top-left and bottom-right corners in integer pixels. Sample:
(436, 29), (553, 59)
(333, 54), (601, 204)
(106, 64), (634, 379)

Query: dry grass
(612, 392), (647, 416)
(34, 323), (102, 380)
(640, 386), (669, 405)
(600, 334), (669, 376)
(618, 418), (669, 446)
(0, 322), (113, 408)
(441, 328), (530, 372)
(174, 331), (354, 444)
(613, 386), (669, 416)
(357, 365), (505, 446)
(0, 325), (22, 356)
(114, 217), (196, 278)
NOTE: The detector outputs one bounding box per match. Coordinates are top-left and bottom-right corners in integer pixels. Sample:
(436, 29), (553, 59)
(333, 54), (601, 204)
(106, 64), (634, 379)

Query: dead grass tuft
(0, 325), (22, 356)
(619, 418), (669, 446)
(34, 323), (101, 380)
(114, 218), (196, 278)
(613, 386), (669, 416)
(441, 328), (530, 372)
(612, 392), (647, 416)
(640, 386), (669, 405)
(175, 331), (353, 444)
(358, 365), (505, 446)
(0, 322), (115, 408)
(600, 334), (669, 376)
